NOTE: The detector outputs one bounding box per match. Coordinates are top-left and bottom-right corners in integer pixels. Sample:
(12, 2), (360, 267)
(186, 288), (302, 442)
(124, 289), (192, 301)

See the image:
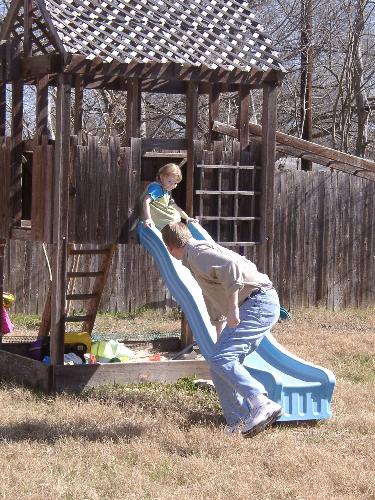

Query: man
(161, 222), (283, 437)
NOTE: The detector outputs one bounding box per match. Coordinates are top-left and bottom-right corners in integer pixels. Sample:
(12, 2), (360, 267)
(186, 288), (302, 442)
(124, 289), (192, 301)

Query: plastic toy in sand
(2, 292), (15, 334)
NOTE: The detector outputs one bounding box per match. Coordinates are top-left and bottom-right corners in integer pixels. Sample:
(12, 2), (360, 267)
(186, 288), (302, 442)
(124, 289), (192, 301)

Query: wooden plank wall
(272, 170), (374, 310)
(3, 170), (374, 313)
(0, 138), (11, 238)
(31, 143), (54, 242)
(68, 135), (135, 244)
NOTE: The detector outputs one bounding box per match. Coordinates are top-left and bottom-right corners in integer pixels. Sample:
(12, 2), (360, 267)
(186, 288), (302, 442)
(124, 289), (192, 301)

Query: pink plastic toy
(1, 306), (14, 334)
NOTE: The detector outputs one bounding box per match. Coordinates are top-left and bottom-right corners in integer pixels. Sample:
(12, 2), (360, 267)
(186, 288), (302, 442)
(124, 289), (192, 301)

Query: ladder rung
(70, 248), (110, 255)
(199, 216), (261, 221)
(65, 314), (94, 323)
(197, 164), (259, 170)
(195, 190), (260, 196)
(66, 293), (98, 301)
(219, 241), (260, 247)
(67, 271), (104, 278)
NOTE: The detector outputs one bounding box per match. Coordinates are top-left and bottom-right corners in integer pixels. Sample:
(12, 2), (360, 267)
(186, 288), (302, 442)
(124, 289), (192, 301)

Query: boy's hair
(157, 163), (182, 183)
(162, 222), (192, 248)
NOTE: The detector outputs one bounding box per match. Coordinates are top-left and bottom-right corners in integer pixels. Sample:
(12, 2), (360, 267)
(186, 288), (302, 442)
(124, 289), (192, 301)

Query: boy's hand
(143, 218), (154, 227)
(227, 306), (240, 328)
(186, 217), (199, 224)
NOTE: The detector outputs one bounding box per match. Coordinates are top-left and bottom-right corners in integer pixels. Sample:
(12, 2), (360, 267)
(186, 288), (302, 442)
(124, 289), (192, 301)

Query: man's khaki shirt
(182, 239), (272, 325)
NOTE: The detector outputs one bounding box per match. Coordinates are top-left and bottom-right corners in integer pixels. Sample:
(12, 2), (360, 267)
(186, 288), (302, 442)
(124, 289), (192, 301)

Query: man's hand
(186, 217), (199, 224)
(143, 218), (154, 227)
(227, 306), (240, 328)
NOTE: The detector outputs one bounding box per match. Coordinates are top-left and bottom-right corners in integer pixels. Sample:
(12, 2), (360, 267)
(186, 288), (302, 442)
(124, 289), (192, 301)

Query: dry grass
(1, 308), (375, 500)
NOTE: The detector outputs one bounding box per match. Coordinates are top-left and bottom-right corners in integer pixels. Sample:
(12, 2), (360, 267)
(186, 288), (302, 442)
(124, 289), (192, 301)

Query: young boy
(142, 163), (196, 231)
(161, 222), (283, 438)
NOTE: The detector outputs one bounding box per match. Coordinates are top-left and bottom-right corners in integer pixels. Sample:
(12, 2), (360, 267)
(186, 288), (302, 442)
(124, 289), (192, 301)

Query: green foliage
(9, 313), (41, 330)
(97, 306), (181, 321)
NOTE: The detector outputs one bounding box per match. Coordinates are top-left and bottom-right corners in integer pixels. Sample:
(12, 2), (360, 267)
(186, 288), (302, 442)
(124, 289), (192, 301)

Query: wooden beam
(0, 0), (23, 40)
(73, 75), (83, 135)
(237, 85), (250, 165)
(0, 82), (5, 137)
(0, 350), (50, 391)
(53, 359), (211, 392)
(141, 138), (187, 153)
(141, 79), (187, 94)
(35, 75), (49, 142)
(212, 120), (238, 138)
(259, 83), (278, 275)
(123, 138), (141, 242)
(208, 83), (220, 143)
(126, 78), (141, 143)
(63, 55), (285, 87)
(142, 152), (187, 159)
(38, 285), (51, 337)
(34, 0), (66, 54)
(0, 239), (5, 342)
(23, 0), (33, 57)
(301, 0), (313, 171)
(50, 74), (71, 367)
(213, 118), (375, 180)
(10, 42), (23, 226)
(186, 81), (199, 217)
(248, 122), (375, 175)
(20, 54), (63, 81)
(183, 81), (199, 348)
(0, 138), (11, 239)
(85, 77), (240, 94)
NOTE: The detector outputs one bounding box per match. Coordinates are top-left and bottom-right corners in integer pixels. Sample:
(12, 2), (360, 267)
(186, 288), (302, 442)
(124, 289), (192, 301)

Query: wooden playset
(0, 0), (285, 391)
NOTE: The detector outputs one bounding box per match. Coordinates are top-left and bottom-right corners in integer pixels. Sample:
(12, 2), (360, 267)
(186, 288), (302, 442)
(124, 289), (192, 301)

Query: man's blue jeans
(206, 288), (280, 426)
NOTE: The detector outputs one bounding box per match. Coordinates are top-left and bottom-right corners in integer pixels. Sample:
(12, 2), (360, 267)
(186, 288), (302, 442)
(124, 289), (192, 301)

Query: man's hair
(161, 222), (192, 248)
(157, 163), (182, 183)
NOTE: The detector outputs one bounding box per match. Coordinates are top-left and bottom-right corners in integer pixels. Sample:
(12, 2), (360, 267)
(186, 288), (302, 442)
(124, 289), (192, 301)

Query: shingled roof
(1, 0), (285, 76)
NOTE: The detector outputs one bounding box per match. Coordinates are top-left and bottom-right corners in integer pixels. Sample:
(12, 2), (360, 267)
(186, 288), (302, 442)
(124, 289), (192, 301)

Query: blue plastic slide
(137, 222), (336, 422)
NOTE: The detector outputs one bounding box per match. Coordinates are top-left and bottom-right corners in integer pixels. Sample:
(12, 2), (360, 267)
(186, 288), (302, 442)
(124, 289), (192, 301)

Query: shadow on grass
(0, 420), (145, 443)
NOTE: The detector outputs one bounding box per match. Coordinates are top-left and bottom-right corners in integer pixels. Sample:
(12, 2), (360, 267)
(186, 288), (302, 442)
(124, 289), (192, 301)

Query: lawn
(0, 308), (374, 499)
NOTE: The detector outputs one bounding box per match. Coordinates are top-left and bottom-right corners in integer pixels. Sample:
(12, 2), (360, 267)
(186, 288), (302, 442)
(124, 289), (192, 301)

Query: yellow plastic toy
(3, 292), (15, 309)
(64, 332), (92, 353)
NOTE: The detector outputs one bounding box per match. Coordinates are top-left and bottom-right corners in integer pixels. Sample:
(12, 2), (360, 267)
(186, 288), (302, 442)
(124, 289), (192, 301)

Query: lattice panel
(41, 0), (284, 72)
(11, 1), (59, 55)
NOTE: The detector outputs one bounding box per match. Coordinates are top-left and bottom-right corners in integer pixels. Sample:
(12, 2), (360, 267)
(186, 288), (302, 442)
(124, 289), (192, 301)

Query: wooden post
(126, 78), (141, 143)
(237, 85), (250, 165)
(181, 81), (199, 347)
(10, 42), (23, 226)
(186, 81), (199, 217)
(74, 76), (83, 135)
(0, 239), (5, 344)
(208, 83), (220, 144)
(50, 74), (71, 368)
(0, 82), (5, 137)
(23, 0), (33, 57)
(301, 0), (313, 171)
(259, 83), (278, 276)
(35, 75), (49, 143)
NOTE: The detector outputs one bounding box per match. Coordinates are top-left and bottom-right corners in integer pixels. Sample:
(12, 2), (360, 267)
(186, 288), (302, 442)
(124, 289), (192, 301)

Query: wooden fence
(3, 170), (374, 314)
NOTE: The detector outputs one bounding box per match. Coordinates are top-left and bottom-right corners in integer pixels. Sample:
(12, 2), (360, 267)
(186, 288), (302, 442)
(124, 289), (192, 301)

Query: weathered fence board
(0, 138), (11, 238)
(3, 171), (375, 313)
(68, 136), (132, 244)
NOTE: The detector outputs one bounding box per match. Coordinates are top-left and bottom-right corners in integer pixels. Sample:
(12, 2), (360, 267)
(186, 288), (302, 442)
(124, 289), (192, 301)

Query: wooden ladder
(38, 244), (116, 337)
(195, 163), (261, 246)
